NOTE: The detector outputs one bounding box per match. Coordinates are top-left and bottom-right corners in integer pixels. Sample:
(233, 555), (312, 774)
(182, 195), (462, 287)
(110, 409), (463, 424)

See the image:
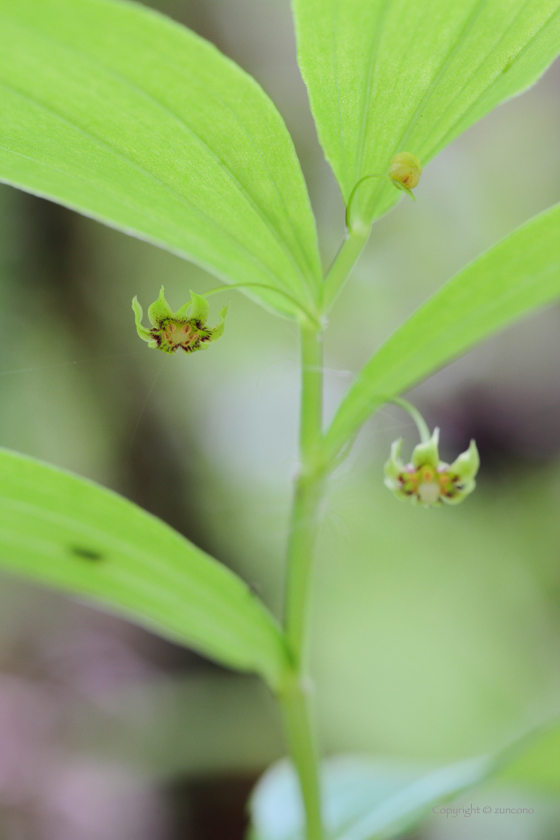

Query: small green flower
(132, 286), (228, 355)
(384, 428), (479, 507)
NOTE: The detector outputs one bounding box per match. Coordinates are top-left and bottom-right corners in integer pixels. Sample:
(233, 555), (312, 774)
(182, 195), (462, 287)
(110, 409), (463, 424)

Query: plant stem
(388, 396), (431, 443)
(280, 321), (326, 840)
(285, 472), (326, 668)
(203, 281), (323, 330)
(279, 673), (324, 840)
(285, 323), (325, 668)
(279, 221), (368, 834)
(322, 225), (370, 311)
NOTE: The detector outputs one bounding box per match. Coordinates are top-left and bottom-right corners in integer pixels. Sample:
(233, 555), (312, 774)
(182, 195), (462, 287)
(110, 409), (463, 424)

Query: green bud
(132, 286), (228, 355)
(384, 429), (480, 508)
(389, 152), (422, 189)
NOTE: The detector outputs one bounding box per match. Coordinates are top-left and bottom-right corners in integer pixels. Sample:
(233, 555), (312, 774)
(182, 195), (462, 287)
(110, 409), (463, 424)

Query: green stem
(279, 674), (324, 840)
(285, 472), (326, 668)
(285, 324), (325, 667)
(345, 175), (415, 230)
(322, 170), (417, 312)
(323, 226), (370, 311)
(278, 211), (378, 837)
(388, 396), (431, 443)
(280, 322), (326, 840)
(203, 281), (323, 330)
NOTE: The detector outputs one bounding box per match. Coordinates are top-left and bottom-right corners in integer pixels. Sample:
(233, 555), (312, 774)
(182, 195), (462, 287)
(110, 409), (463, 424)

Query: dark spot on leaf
(69, 546), (103, 562)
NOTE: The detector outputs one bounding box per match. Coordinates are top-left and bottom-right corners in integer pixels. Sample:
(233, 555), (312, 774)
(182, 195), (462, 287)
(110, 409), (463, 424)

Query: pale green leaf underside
(293, 0), (560, 224)
(248, 754), (491, 840)
(0, 0), (322, 319)
(250, 720), (560, 839)
(0, 449), (289, 688)
(326, 203), (560, 459)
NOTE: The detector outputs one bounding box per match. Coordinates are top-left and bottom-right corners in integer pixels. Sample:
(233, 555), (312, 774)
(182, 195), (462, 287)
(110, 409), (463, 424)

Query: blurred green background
(0, 0), (560, 837)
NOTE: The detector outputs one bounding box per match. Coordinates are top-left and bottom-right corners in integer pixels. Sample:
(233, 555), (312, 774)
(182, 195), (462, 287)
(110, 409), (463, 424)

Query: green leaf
(497, 721), (560, 794)
(0, 0), (322, 320)
(325, 202), (560, 461)
(248, 754), (491, 840)
(293, 0), (560, 226)
(249, 721), (560, 839)
(0, 448), (289, 689)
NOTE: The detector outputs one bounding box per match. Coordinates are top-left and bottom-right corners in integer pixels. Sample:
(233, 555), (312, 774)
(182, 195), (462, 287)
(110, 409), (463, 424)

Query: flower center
(162, 320), (195, 346)
(417, 481), (441, 505)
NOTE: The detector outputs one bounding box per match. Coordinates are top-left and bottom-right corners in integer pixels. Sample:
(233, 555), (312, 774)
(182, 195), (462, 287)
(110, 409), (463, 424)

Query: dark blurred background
(1, 0), (560, 837)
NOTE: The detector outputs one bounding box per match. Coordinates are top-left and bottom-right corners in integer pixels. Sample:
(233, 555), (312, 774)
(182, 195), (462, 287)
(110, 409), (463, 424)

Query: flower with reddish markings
(132, 286), (227, 355)
(384, 428), (479, 507)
